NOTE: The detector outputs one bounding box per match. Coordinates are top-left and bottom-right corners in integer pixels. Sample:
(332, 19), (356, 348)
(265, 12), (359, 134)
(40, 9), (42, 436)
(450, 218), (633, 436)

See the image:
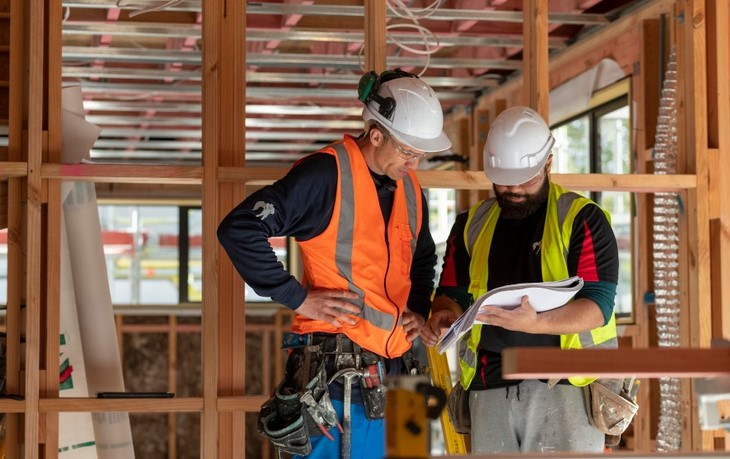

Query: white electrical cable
(358, 0), (443, 75)
(116, 0), (185, 18)
(387, 0), (442, 20)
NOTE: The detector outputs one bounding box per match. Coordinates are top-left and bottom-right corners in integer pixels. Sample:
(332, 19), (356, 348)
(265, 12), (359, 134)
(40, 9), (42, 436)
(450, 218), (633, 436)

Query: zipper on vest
(383, 231), (399, 359)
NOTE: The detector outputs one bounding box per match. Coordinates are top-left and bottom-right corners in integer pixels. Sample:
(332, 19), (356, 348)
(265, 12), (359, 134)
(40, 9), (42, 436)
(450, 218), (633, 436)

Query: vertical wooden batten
(708, 0), (730, 342)
(677, 0), (712, 451)
(23, 0), (46, 455)
(633, 17), (662, 453)
(5, 0), (25, 456)
(42, 0), (63, 455)
(202, 0), (247, 457)
(364, 0), (387, 73)
(523, 0), (550, 118)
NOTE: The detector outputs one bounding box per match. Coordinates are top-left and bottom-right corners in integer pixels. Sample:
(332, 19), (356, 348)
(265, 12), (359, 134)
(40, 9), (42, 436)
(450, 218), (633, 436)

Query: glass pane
(100, 205), (180, 305)
(244, 237), (288, 303)
(188, 208), (202, 302)
(552, 115), (590, 174)
(428, 189), (457, 285)
(0, 229), (6, 305)
(597, 105), (633, 317)
(598, 105), (631, 174)
(601, 191), (633, 316)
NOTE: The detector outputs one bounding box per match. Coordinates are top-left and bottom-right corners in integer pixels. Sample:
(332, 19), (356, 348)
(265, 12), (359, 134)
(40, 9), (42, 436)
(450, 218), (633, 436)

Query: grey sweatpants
(469, 379), (605, 453)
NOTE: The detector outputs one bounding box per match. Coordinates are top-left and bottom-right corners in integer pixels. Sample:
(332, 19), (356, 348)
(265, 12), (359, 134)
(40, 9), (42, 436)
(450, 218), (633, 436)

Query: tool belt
(258, 333), (411, 456)
(583, 378), (638, 446)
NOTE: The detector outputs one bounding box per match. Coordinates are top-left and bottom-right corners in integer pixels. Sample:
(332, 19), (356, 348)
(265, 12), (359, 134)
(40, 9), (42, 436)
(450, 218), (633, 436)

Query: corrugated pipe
(652, 47), (682, 452)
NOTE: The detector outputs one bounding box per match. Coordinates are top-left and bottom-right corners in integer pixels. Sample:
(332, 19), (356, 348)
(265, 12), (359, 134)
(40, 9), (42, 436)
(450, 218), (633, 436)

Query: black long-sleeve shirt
(217, 150), (437, 320)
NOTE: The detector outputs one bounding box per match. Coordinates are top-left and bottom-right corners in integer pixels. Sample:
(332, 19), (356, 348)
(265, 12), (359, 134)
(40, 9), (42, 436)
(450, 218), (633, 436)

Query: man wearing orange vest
(218, 69), (451, 459)
(421, 106), (620, 454)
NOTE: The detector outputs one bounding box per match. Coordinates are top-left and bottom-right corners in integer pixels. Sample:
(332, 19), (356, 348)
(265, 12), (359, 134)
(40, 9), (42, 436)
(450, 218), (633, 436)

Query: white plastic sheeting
(60, 85), (136, 458)
(652, 49), (682, 452)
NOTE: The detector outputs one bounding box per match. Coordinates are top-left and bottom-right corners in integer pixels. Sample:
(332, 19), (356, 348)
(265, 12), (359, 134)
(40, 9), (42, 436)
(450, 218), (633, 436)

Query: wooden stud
(202, 0), (247, 456)
(633, 17), (662, 453)
(364, 0), (387, 73)
(43, 0), (63, 454)
(483, 0), (675, 106)
(678, 0), (712, 449)
(168, 315), (178, 459)
(710, 0), (730, 341)
(5, 0), (25, 455)
(201, 1), (222, 456)
(523, 0), (549, 118)
(469, 106), (490, 206)
(24, 0), (47, 455)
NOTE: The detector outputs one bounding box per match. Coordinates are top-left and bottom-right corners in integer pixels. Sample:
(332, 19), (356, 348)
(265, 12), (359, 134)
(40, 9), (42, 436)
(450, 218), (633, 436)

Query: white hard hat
(484, 106), (554, 186)
(361, 72), (452, 153)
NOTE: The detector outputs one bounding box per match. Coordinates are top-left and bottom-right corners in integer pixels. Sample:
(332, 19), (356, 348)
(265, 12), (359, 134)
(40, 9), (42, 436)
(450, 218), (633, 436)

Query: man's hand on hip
(295, 289), (361, 328)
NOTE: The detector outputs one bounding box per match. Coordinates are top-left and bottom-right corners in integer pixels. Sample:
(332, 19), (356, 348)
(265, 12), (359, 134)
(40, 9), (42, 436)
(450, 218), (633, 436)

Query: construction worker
(421, 106), (620, 453)
(217, 69), (451, 459)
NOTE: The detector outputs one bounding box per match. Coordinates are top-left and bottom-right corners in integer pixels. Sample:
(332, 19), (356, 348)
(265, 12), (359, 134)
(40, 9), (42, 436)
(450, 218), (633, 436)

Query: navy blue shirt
(217, 149), (437, 321)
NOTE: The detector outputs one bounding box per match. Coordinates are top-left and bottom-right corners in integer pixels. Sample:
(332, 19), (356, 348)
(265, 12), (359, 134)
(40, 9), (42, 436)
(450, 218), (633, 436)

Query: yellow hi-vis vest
(459, 182), (618, 389)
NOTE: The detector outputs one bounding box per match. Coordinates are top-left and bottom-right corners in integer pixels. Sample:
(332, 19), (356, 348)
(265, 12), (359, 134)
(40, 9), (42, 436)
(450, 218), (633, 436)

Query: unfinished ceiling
(59, 0), (645, 167)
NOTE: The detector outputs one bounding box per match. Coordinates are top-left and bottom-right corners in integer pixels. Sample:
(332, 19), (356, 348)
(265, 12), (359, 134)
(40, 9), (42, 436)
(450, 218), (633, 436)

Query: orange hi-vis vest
(291, 136), (423, 358)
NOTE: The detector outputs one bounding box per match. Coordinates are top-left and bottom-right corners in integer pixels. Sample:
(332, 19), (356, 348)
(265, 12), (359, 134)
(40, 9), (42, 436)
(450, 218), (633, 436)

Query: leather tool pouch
(446, 382), (471, 434)
(257, 347), (337, 456)
(584, 379), (638, 445)
(359, 351), (385, 420)
(258, 384), (312, 456)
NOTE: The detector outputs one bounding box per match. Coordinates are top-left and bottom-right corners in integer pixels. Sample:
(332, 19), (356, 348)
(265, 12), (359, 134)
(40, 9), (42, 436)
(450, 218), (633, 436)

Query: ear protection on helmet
(357, 68), (417, 121)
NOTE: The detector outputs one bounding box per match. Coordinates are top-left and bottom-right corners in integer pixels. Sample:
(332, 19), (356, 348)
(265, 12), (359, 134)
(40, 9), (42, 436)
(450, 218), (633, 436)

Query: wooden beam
(39, 398), (204, 413)
(483, 0), (675, 104)
(364, 0), (387, 73)
(632, 17), (662, 453)
(44, 0), (63, 455)
(168, 315), (178, 459)
(201, 1), (221, 456)
(415, 171), (696, 192)
(503, 347), (730, 379)
(710, 0), (730, 341)
(679, 0), (712, 450)
(523, 0), (549, 118)
(5, 0), (26, 455)
(0, 161), (27, 177)
(202, 0), (247, 456)
(218, 167), (698, 192)
(42, 164), (203, 184)
(24, 0), (47, 455)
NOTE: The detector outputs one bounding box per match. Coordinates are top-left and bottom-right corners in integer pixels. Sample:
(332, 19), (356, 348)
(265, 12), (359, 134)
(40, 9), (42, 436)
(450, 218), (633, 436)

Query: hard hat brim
(485, 153), (549, 186)
(363, 106), (452, 153)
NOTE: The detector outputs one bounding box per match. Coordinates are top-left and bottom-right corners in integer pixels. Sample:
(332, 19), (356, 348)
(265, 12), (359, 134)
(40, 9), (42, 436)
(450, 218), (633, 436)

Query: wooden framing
(523, 0), (549, 118)
(2, 0), (730, 456)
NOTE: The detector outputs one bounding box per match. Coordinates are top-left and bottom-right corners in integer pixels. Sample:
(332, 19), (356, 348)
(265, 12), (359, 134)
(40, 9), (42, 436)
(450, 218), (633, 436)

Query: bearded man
(421, 106), (620, 454)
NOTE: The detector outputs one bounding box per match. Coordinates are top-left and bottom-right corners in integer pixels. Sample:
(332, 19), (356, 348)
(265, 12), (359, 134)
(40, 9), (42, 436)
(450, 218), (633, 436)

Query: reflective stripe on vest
(292, 138), (421, 356)
(459, 182), (618, 389)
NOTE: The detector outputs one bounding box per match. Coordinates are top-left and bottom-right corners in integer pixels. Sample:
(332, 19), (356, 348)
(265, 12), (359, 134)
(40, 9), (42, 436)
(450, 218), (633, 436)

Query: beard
(494, 175), (550, 220)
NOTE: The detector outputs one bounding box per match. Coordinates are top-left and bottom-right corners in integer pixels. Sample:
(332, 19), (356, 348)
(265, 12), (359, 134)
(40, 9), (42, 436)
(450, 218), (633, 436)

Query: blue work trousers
(293, 399), (384, 459)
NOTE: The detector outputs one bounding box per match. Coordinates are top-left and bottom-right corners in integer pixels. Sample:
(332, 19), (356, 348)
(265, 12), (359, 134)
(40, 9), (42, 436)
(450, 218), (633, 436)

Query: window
(552, 97), (634, 320)
(99, 205), (181, 305)
(428, 188), (457, 285)
(99, 204), (288, 305)
(0, 229), (6, 305)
